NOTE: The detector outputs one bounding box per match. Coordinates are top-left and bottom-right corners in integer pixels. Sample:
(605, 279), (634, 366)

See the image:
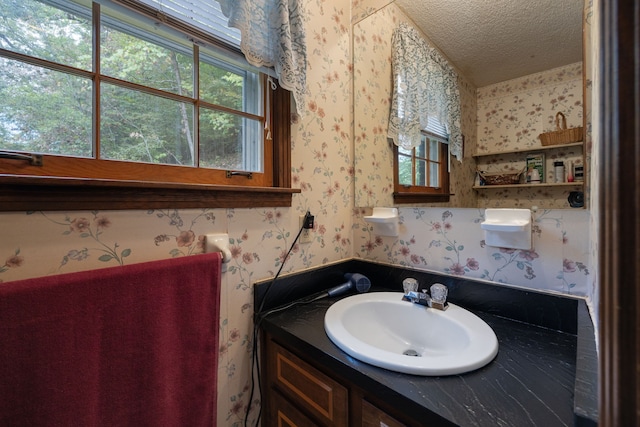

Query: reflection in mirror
(352, 1), (585, 209)
(393, 131), (451, 204)
(353, 3), (478, 208)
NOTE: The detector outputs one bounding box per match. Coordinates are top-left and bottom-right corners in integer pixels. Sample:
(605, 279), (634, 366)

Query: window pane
(0, 57), (93, 156)
(398, 153), (412, 185)
(398, 146), (412, 156)
(429, 138), (440, 161)
(199, 108), (262, 172)
(416, 159), (427, 186)
(0, 0), (92, 70)
(200, 54), (261, 115)
(430, 162), (440, 187)
(101, 22), (194, 96)
(100, 83), (195, 165)
(416, 138), (426, 159)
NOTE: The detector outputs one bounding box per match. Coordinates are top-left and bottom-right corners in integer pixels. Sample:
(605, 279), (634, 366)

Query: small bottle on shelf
(554, 161), (565, 183)
(567, 161), (575, 182)
(574, 164), (584, 182)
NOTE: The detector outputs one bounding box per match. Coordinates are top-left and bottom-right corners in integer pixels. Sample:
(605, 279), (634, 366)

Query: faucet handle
(430, 283), (448, 304)
(402, 277), (419, 293)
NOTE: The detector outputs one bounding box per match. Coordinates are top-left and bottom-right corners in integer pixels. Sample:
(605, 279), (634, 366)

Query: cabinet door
(268, 388), (322, 427)
(361, 400), (406, 427)
(267, 341), (348, 426)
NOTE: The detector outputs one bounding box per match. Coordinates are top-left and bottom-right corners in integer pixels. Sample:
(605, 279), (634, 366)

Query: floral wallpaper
(354, 207), (591, 296)
(0, 0), (598, 425)
(476, 63), (586, 209)
(0, 208), (340, 426)
(0, 0), (353, 423)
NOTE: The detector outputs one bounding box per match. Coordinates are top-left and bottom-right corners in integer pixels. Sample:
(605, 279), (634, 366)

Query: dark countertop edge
(254, 258), (599, 425)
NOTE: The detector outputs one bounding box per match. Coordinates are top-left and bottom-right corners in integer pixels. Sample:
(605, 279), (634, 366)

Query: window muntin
(0, 0), (267, 175)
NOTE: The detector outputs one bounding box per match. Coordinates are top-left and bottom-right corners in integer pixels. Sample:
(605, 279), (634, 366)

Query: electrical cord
(243, 211), (311, 427)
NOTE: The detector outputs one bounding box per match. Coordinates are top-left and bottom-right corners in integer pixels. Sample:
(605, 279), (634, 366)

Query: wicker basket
(538, 112), (583, 146)
(479, 169), (524, 186)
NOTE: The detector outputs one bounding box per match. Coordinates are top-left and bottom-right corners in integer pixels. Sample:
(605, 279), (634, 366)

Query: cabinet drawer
(361, 399), (406, 427)
(269, 389), (321, 427)
(269, 341), (348, 425)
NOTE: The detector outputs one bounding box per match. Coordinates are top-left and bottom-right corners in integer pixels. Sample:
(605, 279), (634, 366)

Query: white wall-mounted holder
(481, 209), (532, 250)
(364, 207), (399, 237)
(205, 233), (231, 272)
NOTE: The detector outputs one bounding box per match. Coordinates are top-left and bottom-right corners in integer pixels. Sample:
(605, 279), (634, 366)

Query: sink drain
(402, 349), (420, 357)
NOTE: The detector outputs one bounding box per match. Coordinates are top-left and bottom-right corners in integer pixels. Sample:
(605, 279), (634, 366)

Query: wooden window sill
(0, 175), (300, 211)
(393, 192), (451, 204)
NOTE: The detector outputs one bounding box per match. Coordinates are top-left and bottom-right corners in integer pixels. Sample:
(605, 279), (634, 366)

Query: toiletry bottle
(567, 161), (574, 182)
(554, 161), (564, 183)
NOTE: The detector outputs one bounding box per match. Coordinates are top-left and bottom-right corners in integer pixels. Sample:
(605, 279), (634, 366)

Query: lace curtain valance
(216, 0), (307, 116)
(387, 22), (463, 161)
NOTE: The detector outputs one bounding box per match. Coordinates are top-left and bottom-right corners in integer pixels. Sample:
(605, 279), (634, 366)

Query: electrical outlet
(299, 214), (313, 244)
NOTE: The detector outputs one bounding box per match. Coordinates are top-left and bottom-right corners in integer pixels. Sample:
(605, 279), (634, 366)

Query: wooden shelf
(473, 182), (584, 190)
(473, 142), (583, 158)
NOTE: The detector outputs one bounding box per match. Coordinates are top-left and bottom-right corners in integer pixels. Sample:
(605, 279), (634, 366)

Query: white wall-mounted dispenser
(481, 209), (532, 250)
(205, 233), (231, 271)
(363, 207), (399, 237)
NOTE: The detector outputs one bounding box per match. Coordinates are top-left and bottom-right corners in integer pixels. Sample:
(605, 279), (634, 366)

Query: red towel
(0, 253), (222, 427)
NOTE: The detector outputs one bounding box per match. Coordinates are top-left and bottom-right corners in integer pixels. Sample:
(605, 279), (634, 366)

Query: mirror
(353, 1), (584, 209)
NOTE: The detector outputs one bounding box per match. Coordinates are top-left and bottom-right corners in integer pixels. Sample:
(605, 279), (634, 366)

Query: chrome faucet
(402, 283), (448, 311)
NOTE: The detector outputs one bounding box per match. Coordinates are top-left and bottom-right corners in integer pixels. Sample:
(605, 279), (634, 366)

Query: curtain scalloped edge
(214, 0), (307, 117)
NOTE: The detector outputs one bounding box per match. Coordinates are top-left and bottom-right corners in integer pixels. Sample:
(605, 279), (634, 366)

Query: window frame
(392, 131), (451, 203)
(0, 0), (298, 211)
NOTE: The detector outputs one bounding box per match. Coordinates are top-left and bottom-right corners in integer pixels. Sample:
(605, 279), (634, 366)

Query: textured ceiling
(394, 0), (583, 87)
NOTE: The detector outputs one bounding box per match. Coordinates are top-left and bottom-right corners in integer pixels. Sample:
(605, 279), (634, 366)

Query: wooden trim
(599, 0), (640, 425)
(272, 84), (292, 188)
(0, 175), (299, 210)
(393, 193), (451, 203)
(392, 192), (451, 204)
(0, 155), (272, 187)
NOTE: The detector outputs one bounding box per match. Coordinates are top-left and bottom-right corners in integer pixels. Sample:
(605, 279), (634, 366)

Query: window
(393, 130), (450, 203)
(0, 0), (296, 210)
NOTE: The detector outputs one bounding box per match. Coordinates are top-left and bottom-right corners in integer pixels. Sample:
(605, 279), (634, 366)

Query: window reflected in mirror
(394, 131), (450, 203)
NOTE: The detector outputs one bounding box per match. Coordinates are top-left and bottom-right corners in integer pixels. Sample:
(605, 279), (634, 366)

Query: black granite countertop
(255, 260), (598, 427)
(261, 290), (578, 427)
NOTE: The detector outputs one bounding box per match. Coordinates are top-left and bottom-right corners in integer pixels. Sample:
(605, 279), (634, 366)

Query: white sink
(324, 292), (498, 376)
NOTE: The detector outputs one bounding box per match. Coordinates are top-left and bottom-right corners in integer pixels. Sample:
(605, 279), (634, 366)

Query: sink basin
(324, 292), (498, 376)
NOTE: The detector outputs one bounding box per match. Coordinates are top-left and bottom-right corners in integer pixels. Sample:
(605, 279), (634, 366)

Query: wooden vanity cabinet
(263, 337), (348, 426)
(262, 332), (419, 427)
